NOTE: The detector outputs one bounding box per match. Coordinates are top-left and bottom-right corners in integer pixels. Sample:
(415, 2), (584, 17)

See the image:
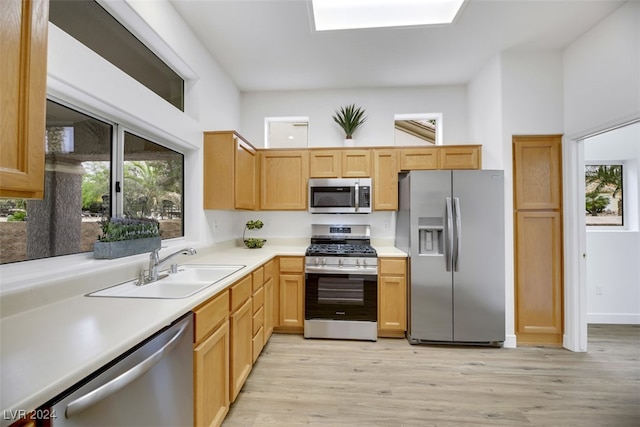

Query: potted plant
(243, 220), (266, 249)
(94, 217), (161, 259)
(332, 104), (367, 145)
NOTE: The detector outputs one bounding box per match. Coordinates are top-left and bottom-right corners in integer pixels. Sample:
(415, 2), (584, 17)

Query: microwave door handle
(354, 182), (359, 212)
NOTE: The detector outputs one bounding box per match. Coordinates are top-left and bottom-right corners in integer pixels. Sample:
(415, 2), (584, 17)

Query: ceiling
(169, 0), (626, 92)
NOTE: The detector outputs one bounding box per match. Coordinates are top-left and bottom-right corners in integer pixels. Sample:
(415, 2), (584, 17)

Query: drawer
(263, 259), (274, 282)
(253, 305), (264, 335)
(193, 291), (229, 344)
(252, 266), (264, 292)
(252, 286), (264, 314)
(230, 274), (252, 312)
(379, 258), (406, 275)
(252, 326), (264, 364)
(279, 256), (303, 273)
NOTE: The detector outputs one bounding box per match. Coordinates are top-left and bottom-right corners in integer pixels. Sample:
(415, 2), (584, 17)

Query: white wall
(584, 122), (640, 324)
(564, 1), (640, 139)
(240, 86), (468, 148)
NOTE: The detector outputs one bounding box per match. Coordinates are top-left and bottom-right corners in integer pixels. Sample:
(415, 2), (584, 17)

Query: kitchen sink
(87, 264), (246, 299)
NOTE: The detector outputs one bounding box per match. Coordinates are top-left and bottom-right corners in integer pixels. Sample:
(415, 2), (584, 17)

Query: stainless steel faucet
(139, 247), (197, 285)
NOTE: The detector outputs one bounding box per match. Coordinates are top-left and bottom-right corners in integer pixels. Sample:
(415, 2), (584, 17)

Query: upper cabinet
(341, 149), (371, 177)
(0, 0), (49, 199)
(260, 150), (309, 210)
(373, 149), (398, 211)
(203, 131), (257, 210)
(439, 145), (481, 170)
(309, 149), (340, 178)
(309, 149), (371, 178)
(398, 145), (482, 171)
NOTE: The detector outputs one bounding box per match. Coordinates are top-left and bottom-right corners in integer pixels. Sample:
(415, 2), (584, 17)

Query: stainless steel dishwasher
(51, 313), (193, 426)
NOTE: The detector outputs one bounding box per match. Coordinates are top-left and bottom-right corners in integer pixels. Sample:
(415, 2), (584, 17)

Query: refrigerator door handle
(445, 197), (453, 272)
(453, 197), (461, 272)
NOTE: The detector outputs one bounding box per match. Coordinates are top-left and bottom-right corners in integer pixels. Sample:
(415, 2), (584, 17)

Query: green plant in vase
(243, 220), (266, 248)
(332, 104), (367, 143)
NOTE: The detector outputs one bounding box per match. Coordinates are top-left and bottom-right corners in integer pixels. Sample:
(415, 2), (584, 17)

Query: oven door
(305, 272), (377, 321)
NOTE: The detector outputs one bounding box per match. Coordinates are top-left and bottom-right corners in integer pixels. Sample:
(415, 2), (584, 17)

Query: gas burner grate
(305, 243), (377, 257)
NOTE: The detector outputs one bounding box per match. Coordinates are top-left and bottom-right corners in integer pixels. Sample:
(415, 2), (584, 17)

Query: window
(585, 164), (623, 226)
(0, 100), (184, 265)
(265, 117), (309, 148)
(49, 0), (184, 111)
(394, 113), (442, 145)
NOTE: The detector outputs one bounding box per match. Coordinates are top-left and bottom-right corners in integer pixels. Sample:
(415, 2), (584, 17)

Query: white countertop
(0, 242), (405, 422)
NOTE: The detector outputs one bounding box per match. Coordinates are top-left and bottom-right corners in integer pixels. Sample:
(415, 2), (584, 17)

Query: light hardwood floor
(222, 325), (639, 426)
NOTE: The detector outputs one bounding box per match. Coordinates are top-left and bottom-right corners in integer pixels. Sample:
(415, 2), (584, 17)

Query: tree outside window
(585, 164), (623, 226)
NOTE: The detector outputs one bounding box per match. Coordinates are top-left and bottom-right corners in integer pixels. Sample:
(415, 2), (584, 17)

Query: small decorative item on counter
(332, 103), (367, 145)
(93, 216), (161, 259)
(243, 219), (266, 249)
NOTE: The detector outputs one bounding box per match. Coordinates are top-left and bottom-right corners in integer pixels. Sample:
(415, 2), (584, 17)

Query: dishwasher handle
(65, 320), (189, 418)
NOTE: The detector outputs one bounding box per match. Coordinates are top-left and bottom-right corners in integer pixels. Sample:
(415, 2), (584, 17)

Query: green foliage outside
(585, 191), (609, 216)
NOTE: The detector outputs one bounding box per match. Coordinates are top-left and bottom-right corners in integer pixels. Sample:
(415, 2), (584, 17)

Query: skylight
(311, 0), (466, 31)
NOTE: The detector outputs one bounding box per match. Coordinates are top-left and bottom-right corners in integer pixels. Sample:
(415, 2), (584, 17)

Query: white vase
(343, 138), (355, 147)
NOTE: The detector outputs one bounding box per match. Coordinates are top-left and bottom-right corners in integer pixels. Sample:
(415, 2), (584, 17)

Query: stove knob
(315, 257), (320, 266)
(322, 258), (327, 266)
(355, 259), (360, 267)
(362, 259), (368, 266)
(338, 258), (343, 267)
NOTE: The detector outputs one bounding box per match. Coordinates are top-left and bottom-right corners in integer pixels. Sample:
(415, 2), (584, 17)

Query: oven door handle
(305, 266), (378, 275)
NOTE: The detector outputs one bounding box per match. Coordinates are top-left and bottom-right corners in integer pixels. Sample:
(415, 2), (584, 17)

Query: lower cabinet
(276, 256), (305, 332)
(194, 320), (229, 427)
(193, 291), (230, 427)
(230, 297), (253, 403)
(378, 258), (407, 338)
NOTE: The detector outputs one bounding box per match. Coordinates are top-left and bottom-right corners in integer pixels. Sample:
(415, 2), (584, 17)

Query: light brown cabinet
(203, 131), (257, 210)
(341, 149), (371, 177)
(439, 145), (481, 170)
(309, 150), (340, 178)
(251, 267), (265, 363)
(263, 260), (275, 342)
(260, 150), (309, 210)
(276, 256), (305, 332)
(308, 149), (372, 178)
(229, 275), (253, 402)
(372, 149), (398, 211)
(0, 0), (48, 199)
(377, 258), (407, 338)
(193, 291), (230, 427)
(398, 145), (481, 171)
(513, 135), (563, 346)
(398, 147), (439, 171)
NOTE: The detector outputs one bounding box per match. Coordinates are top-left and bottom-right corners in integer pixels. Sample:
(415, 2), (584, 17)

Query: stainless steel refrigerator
(395, 170), (505, 345)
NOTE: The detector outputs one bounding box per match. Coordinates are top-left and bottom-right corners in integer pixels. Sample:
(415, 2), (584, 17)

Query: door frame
(563, 116), (640, 352)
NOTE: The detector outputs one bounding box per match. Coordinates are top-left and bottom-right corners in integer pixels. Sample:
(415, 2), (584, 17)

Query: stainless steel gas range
(304, 224), (378, 341)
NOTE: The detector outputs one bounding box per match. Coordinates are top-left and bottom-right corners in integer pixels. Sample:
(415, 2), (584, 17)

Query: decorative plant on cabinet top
(332, 104), (367, 143)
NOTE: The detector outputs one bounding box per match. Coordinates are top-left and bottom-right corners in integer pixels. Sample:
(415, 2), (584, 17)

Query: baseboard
(503, 334), (517, 348)
(588, 313), (640, 324)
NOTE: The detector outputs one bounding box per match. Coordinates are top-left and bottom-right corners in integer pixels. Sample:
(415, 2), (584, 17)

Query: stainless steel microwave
(308, 178), (372, 213)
